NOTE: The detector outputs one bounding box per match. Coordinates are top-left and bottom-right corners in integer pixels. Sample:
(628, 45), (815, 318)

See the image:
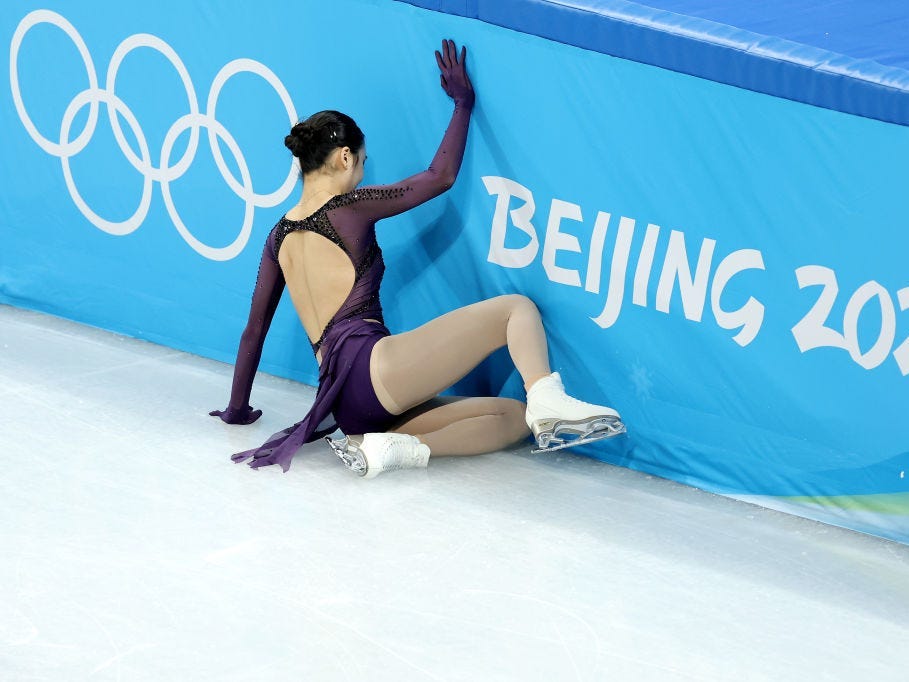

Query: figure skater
(211, 40), (624, 478)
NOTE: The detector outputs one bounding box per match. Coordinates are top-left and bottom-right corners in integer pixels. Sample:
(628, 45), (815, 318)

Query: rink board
(2, 0), (907, 542)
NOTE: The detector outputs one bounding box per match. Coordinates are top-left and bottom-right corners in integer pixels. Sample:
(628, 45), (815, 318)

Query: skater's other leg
(326, 396), (529, 478)
(371, 295), (551, 415)
(389, 396), (530, 456)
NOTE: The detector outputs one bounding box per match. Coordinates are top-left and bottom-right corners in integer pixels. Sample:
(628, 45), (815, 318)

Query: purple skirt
(231, 318), (396, 472)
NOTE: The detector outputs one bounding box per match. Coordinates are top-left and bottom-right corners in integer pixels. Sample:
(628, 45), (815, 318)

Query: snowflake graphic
(629, 361), (654, 399)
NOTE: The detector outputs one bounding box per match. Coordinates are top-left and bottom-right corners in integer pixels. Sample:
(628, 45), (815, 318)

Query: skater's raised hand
(435, 39), (474, 109)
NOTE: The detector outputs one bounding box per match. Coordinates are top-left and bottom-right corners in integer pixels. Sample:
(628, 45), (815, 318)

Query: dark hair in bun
(284, 110), (365, 174)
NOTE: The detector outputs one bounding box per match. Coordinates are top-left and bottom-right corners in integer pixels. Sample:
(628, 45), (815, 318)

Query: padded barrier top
(396, 0), (909, 126)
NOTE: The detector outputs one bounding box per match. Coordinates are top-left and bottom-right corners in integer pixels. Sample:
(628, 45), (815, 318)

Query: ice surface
(1, 304), (908, 681)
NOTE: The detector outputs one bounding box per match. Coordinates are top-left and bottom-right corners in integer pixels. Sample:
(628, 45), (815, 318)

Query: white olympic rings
(9, 10), (299, 261)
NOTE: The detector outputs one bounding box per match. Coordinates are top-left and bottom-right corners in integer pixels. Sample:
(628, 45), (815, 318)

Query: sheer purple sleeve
(345, 40), (474, 220)
(348, 101), (472, 222)
(210, 237), (285, 424)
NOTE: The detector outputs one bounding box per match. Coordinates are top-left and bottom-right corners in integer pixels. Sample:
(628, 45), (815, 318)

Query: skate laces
(552, 388), (591, 408)
(528, 372), (620, 421)
(378, 435), (407, 468)
(327, 434), (429, 478)
(533, 373), (590, 408)
(369, 433), (424, 471)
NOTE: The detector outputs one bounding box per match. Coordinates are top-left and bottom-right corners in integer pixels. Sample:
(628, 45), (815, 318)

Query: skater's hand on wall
(436, 39), (474, 109)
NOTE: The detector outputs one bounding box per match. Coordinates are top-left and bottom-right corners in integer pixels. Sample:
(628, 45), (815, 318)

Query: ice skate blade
(530, 430), (621, 454)
(530, 415), (626, 441)
(530, 416), (626, 453)
(324, 436), (367, 476)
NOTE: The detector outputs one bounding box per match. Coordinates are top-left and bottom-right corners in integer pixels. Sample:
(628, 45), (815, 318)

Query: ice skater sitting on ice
(211, 40), (625, 478)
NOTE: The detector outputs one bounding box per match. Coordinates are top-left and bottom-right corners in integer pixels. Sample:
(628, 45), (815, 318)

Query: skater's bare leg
(370, 294), (551, 415)
(389, 396), (530, 456)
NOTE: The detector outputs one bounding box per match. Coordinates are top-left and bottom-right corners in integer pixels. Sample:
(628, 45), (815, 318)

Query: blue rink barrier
(3, 0), (908, 542)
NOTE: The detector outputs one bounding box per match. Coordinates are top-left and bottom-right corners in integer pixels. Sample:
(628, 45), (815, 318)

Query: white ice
(1, 303), (908, 681)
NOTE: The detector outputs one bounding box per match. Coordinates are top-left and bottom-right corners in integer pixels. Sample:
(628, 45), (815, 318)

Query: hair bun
(284, 110), (364, 174)
(284, 121), (316, 156)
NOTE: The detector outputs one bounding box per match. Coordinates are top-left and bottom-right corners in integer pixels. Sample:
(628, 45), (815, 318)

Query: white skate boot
(324, 433), (430, 479)
(525, 372), (626, 453)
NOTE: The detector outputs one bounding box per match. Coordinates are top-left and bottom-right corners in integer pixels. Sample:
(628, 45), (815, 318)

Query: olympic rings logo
(9, 10), (298, 261)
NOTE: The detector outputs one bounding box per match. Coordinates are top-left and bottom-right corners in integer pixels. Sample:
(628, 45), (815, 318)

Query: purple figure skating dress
(218, 98), (472, 472)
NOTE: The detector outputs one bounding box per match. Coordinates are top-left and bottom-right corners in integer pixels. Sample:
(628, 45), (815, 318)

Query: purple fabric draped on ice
(230, 319), (390, 472)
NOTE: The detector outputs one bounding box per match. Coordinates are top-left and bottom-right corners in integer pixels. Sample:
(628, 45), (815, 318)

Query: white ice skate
(525, 372), (626, 453)
(325, 433), (430, 479)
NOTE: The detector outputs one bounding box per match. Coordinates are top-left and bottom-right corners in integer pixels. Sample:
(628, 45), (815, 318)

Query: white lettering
(591, 216), (636, 329)
(656, 230), (716, 322)
(483, 175), (767, 348)
(790, 265), (848, 352)
(543, 199), (583, 287)
(711, 249), (766, 347)
(843, 281), (896, 369)
(893, 287), (909, 374)
(584, 211), (610, 293)
(632, 223), (661, 307)
(483, 175), (539, 268)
